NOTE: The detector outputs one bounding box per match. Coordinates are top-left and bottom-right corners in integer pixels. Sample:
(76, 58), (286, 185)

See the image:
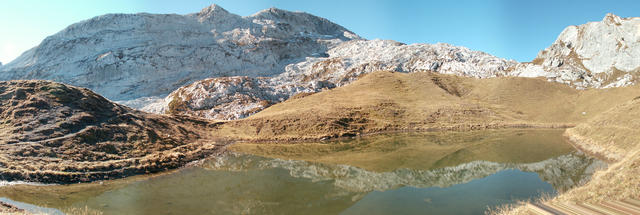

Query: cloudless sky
(1, 0), (639, 64)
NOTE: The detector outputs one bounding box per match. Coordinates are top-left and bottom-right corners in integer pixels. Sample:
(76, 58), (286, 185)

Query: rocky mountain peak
(603, 13), (623, 25)
(152, 11), (640, 120)
(251, 7), (305, 20)
(0, 5), (359, 101)
(3, 5), (640, 121)
(533, 13), (640, 88)
(255, 7), (288, 15)
(194, 4), (232, 22)
(249, 7), (360, 40)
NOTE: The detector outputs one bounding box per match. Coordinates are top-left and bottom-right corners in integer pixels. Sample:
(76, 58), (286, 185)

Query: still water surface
(0, 129), (605, 214)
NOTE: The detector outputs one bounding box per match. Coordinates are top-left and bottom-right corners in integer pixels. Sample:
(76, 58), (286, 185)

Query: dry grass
(557, 99), (640, 202)
(3, 72), (640, 214)
(212, 71), (640, 141)
(498, 96), (640, 214)
(486, 193), (555, 215)
(0, 80), (228, 183)
(219, 71), (640, 215)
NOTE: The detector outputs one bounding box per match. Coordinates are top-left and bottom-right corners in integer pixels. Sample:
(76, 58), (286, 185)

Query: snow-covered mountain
(0, 5), (359, 100)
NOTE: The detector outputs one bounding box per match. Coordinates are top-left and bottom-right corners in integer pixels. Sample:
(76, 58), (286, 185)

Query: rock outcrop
(532, 13), (640, 89)
(151, 14), (640, 120)
(0, 5), (358, 101)
(159, 76), (277, 120)
(153, 40), (525, 119)
(2, 6), (638, 120)
(0, 80), (224, 183)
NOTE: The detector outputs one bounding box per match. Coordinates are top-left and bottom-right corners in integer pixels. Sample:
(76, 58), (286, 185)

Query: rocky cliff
(533, 13), (640, 89)
(148, 12), (640, 120)
(1, 5), (638, 120)
(0, 5), (358, 101)
(153, 40), (524, 119)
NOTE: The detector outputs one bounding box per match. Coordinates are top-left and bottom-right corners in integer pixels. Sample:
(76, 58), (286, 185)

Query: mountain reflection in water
(0, 129), (605, 215)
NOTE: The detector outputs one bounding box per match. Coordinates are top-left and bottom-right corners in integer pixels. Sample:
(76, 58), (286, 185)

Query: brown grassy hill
(560, 98), (640, 201)
(212, 71), (640, 141)
(565, 97), (640, 161)
(0, 80), (223, 183)
(500, 96), (640, 214)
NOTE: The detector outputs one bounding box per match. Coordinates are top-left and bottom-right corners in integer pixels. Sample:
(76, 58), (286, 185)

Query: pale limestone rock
(155, 12), (640, 120)
(0, 4), (359, 101)
(2, 6), (638, 120)
(534, 13), (640, 88)
(157, 40), (524, 119)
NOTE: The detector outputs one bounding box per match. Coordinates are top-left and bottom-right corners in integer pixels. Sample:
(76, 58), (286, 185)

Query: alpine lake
(0, 129), (606, 215)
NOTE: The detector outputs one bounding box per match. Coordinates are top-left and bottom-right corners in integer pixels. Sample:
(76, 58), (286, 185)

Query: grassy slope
(213, 71), (640, 141)
(501, 98), (640, 214)
(0, 80), (225, 183)
(558, 98), (640, 201)
(214, 70), (640, 214)
(565, 98), (640, 161)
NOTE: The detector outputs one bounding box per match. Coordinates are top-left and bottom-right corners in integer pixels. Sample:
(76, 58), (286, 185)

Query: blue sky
(1, 0), (639, 64)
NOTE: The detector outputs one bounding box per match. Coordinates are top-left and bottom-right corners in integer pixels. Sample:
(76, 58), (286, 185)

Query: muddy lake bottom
(0, 129), (605, 215)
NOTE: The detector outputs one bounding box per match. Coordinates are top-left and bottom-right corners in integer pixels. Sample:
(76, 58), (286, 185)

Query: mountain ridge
(0, 4), (359, 101)
(1, 5), (639, 120)
(532, 13), (640, 89)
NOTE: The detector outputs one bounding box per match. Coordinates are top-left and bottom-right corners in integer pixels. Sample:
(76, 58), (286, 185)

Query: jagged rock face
(2, 5), (638, 120)
(155, 40), (522, 119)
(161, 77), (275, 120)
(0, 80), (223, 183)
(0, 5), (358, 100)
(280, 40), (518, 84)
(153, 14), (640, 120)
(534, 13), (640, 89)
(150, 75), (328, 119)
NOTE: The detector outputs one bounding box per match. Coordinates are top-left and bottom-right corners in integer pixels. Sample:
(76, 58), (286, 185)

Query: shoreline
(0, 127), (608, 215)
(0, 141), (230, 185)
(562, 131), (621, 164)
(0, 124), (574, 185)
(0, 200), (26, 214)
(230, 122), (576, 144)
(497, 129), (639, 214)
